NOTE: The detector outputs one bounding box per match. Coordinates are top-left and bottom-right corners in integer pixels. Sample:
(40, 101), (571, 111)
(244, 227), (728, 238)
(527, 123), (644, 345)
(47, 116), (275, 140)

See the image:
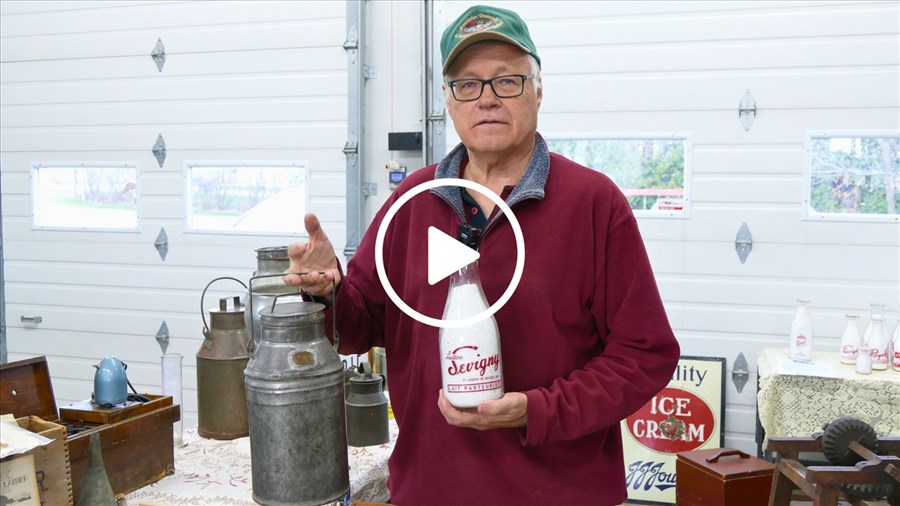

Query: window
(805, 133), (899, 221)
(545, 136), (691, 218)
(185, 162), (309, 234)
(31, 163), (139, 231)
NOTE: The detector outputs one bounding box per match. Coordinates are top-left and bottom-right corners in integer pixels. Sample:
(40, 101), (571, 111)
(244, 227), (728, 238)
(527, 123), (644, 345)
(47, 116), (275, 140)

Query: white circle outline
(374, 178), (524, 329)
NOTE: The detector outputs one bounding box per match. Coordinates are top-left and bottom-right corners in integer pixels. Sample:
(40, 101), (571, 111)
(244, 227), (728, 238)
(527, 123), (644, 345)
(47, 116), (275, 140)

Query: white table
(757, 348), (900, 445)
(124, 419), (397, 506)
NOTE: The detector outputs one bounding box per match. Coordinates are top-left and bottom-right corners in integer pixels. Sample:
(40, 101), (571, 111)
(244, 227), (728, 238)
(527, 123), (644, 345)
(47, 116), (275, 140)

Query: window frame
(803, 130), (900, 223)
(182, 160), (311, 236)
(544, 132), (693, 219)
(30, 161), (141, 232)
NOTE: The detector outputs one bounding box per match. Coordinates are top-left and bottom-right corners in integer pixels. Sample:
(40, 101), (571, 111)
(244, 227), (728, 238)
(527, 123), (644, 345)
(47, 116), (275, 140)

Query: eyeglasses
(446, 74), (534, 102)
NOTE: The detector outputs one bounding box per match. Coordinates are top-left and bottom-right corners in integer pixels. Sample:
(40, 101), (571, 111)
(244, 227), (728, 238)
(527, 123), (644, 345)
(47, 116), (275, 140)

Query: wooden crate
(676, 448), (774, 506)
(1, 416), (74, 506)
(0, 356), (179, 503)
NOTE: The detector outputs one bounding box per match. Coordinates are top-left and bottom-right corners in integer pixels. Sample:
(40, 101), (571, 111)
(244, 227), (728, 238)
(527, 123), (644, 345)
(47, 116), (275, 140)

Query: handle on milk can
(705, 449), (749, 463)
(200, 276), (248, 334)
(249, 272), (340, 353)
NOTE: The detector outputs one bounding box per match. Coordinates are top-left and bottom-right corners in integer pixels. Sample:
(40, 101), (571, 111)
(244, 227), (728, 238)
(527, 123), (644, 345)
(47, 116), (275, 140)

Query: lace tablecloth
(757, 348), (900, 442)
(124, 419), (397, 506)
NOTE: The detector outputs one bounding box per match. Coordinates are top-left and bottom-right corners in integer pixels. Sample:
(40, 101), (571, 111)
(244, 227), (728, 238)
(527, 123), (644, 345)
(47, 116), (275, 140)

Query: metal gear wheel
(839, 482), (893, 500)
(820, 416), (878, 466)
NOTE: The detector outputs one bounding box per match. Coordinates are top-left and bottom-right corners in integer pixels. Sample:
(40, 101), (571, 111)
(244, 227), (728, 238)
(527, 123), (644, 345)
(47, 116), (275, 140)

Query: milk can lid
(255, 245), (289, 260)
(258, 300), (325, 324)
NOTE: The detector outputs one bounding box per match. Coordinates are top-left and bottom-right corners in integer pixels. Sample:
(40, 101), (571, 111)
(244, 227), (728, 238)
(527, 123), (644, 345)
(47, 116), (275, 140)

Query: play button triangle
(427, 226), (480, 285)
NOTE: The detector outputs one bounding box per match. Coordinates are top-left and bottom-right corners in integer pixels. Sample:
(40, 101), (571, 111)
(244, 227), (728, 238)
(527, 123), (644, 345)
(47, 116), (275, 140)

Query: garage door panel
(1, 74), (347, 105)
(1, 124), (346, 152)
(546, 37), (898, 77)
(4, 261), (248, 293)
(523, 1), (895, 45)
(645, 241), (900, 283)
(541, 109), (899, 145)
(0, 0), (343, 38)
(637, 208), (899, 246)
(692, 147), (806, 175)
(1, 18), (345, 61)
(4, 305), (199, 342)
(1, 46), (345, 83)
(658, 277), (897, 318)
(543, 69), (899, 112)
(667, 303), (851, 343)
(2, 97), (346, 128)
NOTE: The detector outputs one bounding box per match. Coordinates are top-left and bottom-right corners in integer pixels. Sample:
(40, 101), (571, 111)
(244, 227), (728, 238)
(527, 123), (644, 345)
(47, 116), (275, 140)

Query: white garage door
(1, 1), (348, 426)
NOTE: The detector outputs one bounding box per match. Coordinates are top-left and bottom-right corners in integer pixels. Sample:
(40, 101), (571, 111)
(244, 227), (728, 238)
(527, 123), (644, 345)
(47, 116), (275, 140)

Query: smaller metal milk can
(245, 297), (349, 506)
(197, 277), (252, 440)
(245, 246), (301, 345)
(346, 362), (390, 447)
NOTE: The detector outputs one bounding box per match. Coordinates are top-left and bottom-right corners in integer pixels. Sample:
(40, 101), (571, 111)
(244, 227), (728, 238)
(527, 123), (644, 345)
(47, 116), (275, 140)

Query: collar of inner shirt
(458, 159), (515, 230)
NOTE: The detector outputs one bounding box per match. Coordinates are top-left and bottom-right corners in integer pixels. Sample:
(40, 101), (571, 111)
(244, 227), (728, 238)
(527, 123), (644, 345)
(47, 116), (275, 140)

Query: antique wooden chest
(0, 356), (180, 502)
(676, 448), (775, 506)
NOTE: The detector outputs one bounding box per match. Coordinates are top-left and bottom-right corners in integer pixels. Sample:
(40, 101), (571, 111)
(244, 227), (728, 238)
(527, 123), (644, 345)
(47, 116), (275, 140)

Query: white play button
(374, 178), (524, 328)
(427, 226), (480, 285)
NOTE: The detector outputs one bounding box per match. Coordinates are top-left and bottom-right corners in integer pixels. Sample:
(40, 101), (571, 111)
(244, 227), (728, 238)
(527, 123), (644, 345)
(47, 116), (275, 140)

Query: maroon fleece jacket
(333, 138), (680, 505)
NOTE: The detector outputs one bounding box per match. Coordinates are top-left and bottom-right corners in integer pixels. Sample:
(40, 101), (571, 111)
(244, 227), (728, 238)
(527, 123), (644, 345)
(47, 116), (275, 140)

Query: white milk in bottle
(789, 299), (813, 361)
(439, 224), (504, 408)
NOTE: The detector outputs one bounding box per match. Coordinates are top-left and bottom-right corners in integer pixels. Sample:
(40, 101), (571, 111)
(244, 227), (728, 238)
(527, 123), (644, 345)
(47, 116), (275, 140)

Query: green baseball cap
(441, 5), (540, 75)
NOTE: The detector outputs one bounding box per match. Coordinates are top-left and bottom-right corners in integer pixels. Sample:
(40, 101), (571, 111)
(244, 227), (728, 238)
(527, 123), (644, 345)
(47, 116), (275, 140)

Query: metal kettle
(346, 362), (389, 447)
(93, 356), (127, 406)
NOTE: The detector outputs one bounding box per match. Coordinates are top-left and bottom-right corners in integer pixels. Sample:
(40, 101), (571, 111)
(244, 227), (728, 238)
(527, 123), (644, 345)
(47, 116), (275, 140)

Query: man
(285, 5), (679, 505)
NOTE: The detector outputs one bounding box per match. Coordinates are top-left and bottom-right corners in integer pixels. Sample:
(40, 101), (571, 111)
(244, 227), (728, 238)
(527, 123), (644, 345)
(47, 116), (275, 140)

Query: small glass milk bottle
(856, 346), (872, 374)
(839, 314), (861, 365)
(439, 224), (504, 408)
(789, 300), (813, 361)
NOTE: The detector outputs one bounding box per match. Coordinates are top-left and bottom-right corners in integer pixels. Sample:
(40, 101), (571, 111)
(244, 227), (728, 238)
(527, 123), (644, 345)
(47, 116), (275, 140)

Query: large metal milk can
(244, 299), (349, 506)
(246, 246), (301, 345)
(197, 277), (252, 440)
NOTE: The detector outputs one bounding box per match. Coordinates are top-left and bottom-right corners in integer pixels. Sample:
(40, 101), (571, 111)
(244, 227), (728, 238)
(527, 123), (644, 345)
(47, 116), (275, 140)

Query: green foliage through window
(808, 136), (899, 217)
(546, 138), (687, 213)
(186, 163), (308, 233)
(32, 164), (139, 230)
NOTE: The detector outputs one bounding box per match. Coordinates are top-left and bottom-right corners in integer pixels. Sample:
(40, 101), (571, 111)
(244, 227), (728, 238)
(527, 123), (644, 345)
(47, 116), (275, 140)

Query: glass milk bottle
(856, 346), (872, 375)
(439, 224), (504, 408)
(789, 300), (813, 361)
(867, 315), (889, 370)
(862, 303), (885, 347)
(839, 314), (861, 365)
(891, 318), (900, 371)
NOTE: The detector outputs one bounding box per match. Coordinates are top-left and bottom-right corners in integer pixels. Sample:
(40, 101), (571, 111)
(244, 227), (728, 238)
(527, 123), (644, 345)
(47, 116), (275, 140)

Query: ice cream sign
(621, 357), (725, 504)
(626, 387), (716, 453)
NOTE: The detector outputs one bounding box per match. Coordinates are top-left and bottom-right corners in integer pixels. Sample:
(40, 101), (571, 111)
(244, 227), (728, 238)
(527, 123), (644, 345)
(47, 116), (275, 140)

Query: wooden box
(0, 415), (74, 506)
(0, 356), (180, 502)
(676, 448), (774, 506)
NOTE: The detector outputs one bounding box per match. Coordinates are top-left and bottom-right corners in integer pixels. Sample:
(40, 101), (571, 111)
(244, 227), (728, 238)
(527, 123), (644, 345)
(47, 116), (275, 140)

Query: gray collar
(431, 134), (550, 221)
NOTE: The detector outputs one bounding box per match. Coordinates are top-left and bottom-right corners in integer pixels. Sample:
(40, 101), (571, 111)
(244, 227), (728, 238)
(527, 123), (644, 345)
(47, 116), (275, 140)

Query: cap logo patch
(456, 13), (503, 38)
